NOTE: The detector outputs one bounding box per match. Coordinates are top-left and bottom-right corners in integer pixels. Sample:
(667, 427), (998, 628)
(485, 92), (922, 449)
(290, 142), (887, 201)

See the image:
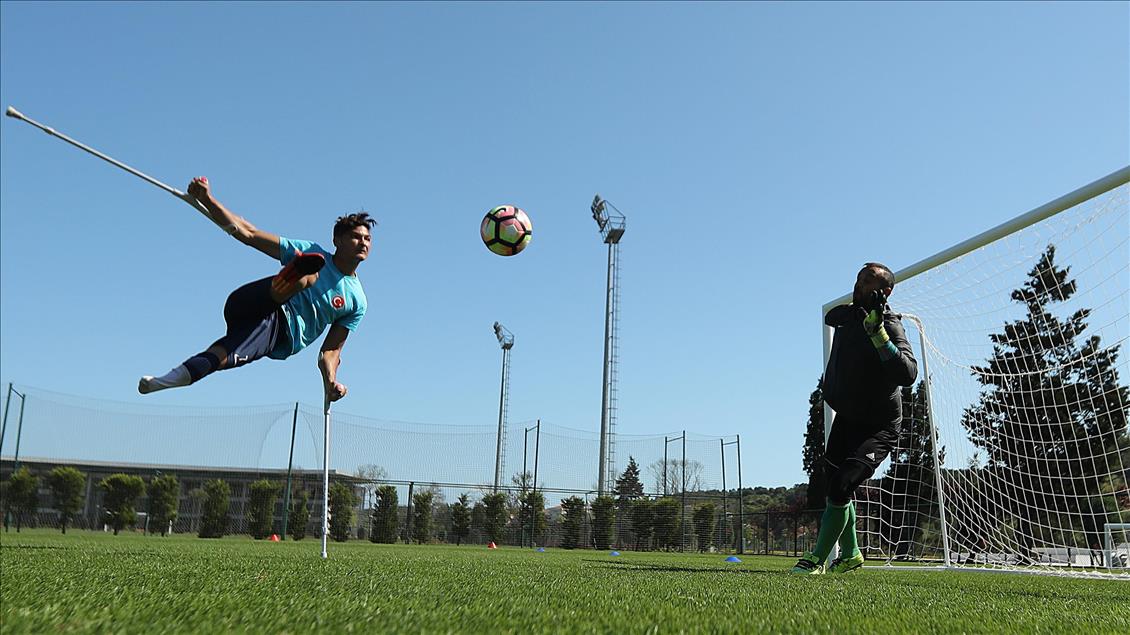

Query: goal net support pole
(1104, 523), (1130, 569)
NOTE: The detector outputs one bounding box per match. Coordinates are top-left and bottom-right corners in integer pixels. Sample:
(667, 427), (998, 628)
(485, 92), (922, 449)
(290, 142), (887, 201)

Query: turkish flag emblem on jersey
(332, 295), (345, 309)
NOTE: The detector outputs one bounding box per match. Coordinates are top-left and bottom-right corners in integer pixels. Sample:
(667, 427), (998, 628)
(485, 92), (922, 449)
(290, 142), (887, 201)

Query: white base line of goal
(865, 564), (1129, 580)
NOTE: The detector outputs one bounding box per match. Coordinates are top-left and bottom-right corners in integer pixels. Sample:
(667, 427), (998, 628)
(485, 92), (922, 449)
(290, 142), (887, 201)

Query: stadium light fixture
(590, 195), (627, 496)
(493, 322), (515, 491)
(493, 321), (514, 350)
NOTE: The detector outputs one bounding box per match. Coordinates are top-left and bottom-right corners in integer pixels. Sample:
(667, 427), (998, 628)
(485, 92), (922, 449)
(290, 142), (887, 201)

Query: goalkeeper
(792, 262), (918, 574)
(137, 177), (373, 403)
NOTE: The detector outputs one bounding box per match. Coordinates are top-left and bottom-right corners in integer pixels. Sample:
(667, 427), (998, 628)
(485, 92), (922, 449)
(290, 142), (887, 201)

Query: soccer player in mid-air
(792, 262), (918, 574)
(138, 177), (373, 403)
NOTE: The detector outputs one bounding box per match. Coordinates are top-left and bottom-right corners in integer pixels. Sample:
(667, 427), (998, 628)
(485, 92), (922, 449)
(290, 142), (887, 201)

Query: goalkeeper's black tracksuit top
(822, 304), (919, 428)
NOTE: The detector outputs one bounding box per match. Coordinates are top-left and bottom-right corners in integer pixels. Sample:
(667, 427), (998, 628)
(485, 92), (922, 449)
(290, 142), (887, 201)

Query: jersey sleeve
(335, 291), (367, 332)
(335, 305), (365, 331)
(883, 318), (919, 387)
(278, 236), (318, 265)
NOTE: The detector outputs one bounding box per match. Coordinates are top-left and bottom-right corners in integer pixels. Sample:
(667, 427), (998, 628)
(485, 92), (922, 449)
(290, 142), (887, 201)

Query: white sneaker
(138, 366), (191, 394)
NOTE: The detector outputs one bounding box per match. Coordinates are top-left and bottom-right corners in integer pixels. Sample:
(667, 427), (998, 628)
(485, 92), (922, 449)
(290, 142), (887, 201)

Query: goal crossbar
(822, 165), (1130, 312)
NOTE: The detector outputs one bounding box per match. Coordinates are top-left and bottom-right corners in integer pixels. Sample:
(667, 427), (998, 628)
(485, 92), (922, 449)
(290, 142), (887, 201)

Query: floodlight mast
(493, 322), (515, 493)
(591, 195), (626, 496)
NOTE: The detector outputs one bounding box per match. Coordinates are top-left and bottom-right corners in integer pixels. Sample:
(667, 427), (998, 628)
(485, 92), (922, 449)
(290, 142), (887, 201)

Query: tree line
(0, 467), (344, 541)
(2, 458), (820, 553)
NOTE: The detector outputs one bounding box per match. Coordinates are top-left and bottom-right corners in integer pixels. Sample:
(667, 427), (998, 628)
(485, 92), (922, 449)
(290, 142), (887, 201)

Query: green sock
(813, 502), (851, 564)
(837, 501), (860, 558)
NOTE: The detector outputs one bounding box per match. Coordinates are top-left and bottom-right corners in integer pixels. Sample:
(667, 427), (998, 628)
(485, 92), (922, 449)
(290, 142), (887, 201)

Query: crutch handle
(177, 192), (241, 235)
(177, 191), (212, 217)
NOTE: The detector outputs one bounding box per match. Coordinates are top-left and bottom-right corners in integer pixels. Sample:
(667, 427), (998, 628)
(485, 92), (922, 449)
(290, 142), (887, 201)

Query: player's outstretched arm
(319, 324), (350, 402)
(187, 177), (281, 260)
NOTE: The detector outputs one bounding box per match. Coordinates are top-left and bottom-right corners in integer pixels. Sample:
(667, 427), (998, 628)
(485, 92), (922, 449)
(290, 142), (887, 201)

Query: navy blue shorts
(214, 277), (288, 369)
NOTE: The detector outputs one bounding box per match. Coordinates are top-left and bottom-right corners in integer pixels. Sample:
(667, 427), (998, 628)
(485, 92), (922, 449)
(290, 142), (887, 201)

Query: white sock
(139, 365), (192, 394)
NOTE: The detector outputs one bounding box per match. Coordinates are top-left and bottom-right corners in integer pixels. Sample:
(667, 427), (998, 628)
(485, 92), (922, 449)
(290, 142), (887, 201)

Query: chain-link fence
(0, 386), (759, 550)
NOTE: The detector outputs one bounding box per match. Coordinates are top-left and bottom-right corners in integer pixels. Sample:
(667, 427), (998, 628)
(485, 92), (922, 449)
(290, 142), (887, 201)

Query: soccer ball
(480, 205), (532, 256)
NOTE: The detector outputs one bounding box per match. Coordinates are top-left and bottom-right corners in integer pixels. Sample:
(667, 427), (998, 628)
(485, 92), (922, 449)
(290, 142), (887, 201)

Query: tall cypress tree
(247, 479), (282, 539)
(961, 245), (1129, 560)
(47, 466), (86, 534)
(560, 496), (586, 550)
(198, 479), (230, 539)
(328, 482), (358, 542)
(370, 485), (399, 544)
(450, 494), (472, 546)
(100, 473), (145, 536)
(6, 467), (39, 532)
(146, 474), (180, 537)
(412, 490), (434, 544)
(802, 376), (826, 509)
(288, 489), (311, 541)
(481, 493), (508, 545)
(614, 457), (645, 505)
(518, 490), (547, 546)
(613, 456), (645, 547)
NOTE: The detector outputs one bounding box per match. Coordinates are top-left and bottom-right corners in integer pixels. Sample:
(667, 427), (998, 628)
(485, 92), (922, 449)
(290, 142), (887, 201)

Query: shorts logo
(866, 452), (876, 461)
(332, 295), (345, 309)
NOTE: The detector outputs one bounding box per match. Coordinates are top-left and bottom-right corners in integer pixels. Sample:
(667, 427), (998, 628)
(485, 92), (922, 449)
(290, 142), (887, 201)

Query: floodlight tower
(492, 321), (515, 493)
(591, 194), (626, 496)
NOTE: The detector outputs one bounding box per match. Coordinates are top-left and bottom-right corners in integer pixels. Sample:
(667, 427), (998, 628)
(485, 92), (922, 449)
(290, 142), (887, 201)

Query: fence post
(533, 420), (541, 547)
(793, 512), (799, 556)
(681, 432), (686, 552)
(404, 482), (414, 543)
(736, 435), (744, 554)
(765, 512), (770, 555)
(280, 402), (298, 540)
(0, 383), (12, 458)
(720, 439), (727, 553)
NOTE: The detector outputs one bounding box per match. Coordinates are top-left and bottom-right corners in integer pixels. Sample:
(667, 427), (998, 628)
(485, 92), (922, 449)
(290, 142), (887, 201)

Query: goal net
(826, 168), (1129, 577)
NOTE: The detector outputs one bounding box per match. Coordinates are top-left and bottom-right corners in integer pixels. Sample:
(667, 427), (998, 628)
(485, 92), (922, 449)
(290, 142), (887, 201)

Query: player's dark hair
(334, 211), (377, 237)
(862, 262), (895, 289)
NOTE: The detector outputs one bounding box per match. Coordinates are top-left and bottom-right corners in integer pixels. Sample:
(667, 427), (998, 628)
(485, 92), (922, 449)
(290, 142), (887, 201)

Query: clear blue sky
(1, 2), (1127, 488)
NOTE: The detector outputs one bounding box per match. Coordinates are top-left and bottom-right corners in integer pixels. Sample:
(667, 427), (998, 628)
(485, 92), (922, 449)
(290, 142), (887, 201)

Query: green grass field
(1, 530), (1127, 634)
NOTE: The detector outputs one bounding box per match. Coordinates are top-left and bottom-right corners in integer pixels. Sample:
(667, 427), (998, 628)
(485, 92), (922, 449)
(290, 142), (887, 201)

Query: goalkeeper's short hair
(862, 262), (895, 289)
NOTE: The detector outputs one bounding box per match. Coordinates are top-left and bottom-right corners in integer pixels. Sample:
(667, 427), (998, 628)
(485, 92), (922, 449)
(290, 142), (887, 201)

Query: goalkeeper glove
(863, 308), (890, 348)
(861, 291), (898, 360)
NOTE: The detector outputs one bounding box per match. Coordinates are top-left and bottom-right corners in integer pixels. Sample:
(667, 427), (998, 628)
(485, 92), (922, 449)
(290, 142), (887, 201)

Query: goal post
(820, 166), (1130, 577)
(1104, 523), (1130, 569)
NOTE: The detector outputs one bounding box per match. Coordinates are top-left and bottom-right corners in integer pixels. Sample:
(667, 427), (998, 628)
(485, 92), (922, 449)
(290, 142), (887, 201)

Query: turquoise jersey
(268, 237), (367, 360)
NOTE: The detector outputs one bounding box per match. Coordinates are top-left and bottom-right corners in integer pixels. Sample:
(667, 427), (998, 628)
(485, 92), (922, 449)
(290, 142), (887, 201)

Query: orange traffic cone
(487, 541), (498, 549)
(269, 534), (280, 542)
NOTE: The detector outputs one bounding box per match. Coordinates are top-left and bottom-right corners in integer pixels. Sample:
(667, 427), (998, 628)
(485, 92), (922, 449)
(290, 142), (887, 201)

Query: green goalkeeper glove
(863, 308), (890, 348)
(862, 290), (898, 360)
